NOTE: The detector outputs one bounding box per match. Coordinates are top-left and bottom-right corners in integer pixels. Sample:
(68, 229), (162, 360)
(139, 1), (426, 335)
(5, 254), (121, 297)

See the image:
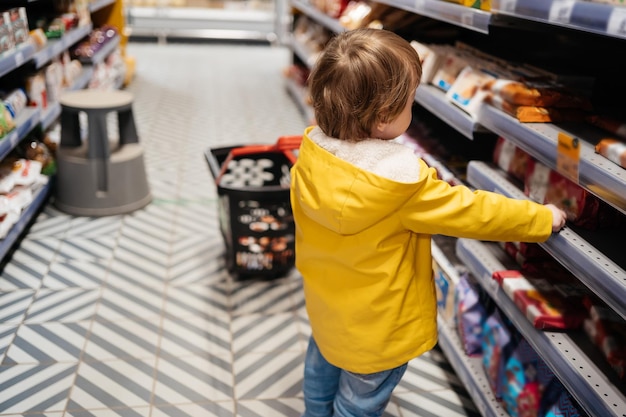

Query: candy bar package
(481, 308), (514, 400)
(492, 137), (531, 182)
(595, 139), (626, 169)
(454, 274), (490, 356)
(492, 269), (588, 330)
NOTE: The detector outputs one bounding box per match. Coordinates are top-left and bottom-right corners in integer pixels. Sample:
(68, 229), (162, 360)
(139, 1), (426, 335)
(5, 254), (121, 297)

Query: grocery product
(595, 138), (626, 169)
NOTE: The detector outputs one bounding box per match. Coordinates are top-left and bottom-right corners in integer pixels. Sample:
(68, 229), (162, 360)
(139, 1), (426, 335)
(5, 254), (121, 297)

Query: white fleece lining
(309, 126), (420, 183)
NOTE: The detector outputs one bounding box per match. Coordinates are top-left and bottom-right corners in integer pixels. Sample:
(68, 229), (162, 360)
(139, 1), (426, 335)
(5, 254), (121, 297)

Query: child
(289, 28), (566, 417)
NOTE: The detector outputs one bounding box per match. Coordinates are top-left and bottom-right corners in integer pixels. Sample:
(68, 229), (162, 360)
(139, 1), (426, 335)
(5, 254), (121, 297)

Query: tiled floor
(0, 41), (480, 417)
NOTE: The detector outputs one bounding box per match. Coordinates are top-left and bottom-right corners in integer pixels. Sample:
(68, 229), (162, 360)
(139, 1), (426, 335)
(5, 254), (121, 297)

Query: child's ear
(372, 119), (389, 137)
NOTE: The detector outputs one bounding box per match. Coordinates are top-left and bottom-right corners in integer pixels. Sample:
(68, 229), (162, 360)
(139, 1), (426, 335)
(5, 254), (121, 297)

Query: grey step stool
(55, 90), (151, 216)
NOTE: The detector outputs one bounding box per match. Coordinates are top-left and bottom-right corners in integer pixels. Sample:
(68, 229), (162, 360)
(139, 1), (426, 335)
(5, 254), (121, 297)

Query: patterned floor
(0, 42), (480, 417)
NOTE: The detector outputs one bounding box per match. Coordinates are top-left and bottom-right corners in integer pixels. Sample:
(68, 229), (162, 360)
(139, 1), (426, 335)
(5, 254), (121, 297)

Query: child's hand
(546, 204), (567, 232)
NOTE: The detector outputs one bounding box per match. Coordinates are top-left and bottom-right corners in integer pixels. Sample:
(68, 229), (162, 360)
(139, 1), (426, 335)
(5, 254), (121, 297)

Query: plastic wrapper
(481, 308), (513, 400)
(8, 8), (29, 45)
(454, 274), (487, 356)
(492, 136), (532, 182)
(595, 138), (626, 169)
(484, 79), (592, 110)
(493, 270), (588, 330)
(0, 13), (16, 53)
(485, 94), (587, 123)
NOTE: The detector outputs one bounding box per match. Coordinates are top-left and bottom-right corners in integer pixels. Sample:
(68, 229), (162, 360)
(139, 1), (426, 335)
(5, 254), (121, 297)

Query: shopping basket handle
(215, 136), (302, 183)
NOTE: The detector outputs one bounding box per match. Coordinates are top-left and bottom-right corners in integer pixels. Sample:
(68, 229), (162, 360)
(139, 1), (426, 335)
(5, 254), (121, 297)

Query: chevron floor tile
(0, 41), (480, 416)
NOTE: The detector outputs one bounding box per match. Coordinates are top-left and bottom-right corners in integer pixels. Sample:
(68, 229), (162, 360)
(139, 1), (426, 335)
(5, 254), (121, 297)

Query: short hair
(308, 28), (422, 140)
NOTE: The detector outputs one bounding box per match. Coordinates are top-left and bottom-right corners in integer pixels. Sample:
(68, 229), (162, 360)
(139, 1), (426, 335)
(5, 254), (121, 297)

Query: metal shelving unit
(125, 1), (284, 43)
(455, 238), (626, 417)
(465, 160), (626, 323)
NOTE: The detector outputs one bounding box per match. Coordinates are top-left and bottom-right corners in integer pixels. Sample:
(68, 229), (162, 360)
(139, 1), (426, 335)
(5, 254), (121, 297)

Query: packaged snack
(481, 308), (514, 400)
(25, 72), (48, 109)
(492, 137), (532, 182)
(446, 66), (495, 117)
(595, 138), (626, 169)
(485, 95), (586, 123)
(431, 52), (471, 92)
(2, 89), (28, 119)
(0, 103), (16, 139)
(586, 114), (626, 140)
(0, 12), (15, 54)
(502, 335), (555, 417)
(525, 159), (599, 229)
(492, 269), (588, 330)
(484, 79), (592, 110)
(454, 274), (488, 356)
(410, 42), (449, 84)
(8, 8), (29, 45)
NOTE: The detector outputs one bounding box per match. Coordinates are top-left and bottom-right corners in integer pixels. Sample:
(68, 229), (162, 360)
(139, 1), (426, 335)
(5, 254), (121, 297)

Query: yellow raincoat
(290, 126), (552, 374)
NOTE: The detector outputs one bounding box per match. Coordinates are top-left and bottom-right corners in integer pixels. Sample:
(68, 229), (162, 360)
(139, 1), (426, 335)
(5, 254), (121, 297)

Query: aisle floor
(0, 42), (480, 417)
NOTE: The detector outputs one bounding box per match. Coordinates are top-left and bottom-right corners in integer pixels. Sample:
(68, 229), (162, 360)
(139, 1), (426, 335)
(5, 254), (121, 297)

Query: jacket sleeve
(399, 160), (553, 243)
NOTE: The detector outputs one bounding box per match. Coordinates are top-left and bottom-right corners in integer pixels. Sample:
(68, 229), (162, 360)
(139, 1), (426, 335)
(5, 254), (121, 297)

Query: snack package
(484, 79), (592, 110)
(338, 1), (372, 30)
(494, 270), (587, 330)
(525, 159), (599, 229)
(8, 8), (29, 45)
(410, 41), (448, 85)
(25, 72), (48, 109)
(0, 103), (16, 139)
(586, 114), (626, 140)
(595, 138), (626, 169)
(431, 52), (471, 92)
(481, 308), (514, 400)
(485, 94), (586, 123)
(0, 13), (15, 54)
(502, 335), (556, 417)
(454, 274), (488, 356)
(501, 241), (551, 266)
(492, 137), (532, 182)
(446, 66), (495, 118)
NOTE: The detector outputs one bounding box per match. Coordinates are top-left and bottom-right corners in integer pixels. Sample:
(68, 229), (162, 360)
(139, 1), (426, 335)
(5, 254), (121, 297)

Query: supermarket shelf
(414, 84), (485, 140)
(290, 36), (319, 68)
(478, 104), (626, 215)
(492, 0), (626, 40)
(285, 76), (315, 125)
(90, 0), (116, 12)
(0, 182), (51, 261)
(126, 6), (276, 42)
(437, 316), (511, 417)
(0, 42), (36, 78)
(376, 0), (491, 34)
(34, 24), (94, 69)
(455, 237), (626, 417)
(466, 160), (626, 323)
(291, 0), (346, 33)
(0, 108), (41, 161)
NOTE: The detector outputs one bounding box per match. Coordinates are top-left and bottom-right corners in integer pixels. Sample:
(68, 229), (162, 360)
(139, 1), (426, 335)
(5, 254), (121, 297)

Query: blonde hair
(308, 28), (422, 140)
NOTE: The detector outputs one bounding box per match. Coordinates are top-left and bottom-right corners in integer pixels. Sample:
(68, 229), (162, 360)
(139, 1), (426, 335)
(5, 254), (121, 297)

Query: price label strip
(556, 131), (581, 182)
(607, 7), (626, 38)
(494, 0), (517, 13)
(549, 0), (576, 24)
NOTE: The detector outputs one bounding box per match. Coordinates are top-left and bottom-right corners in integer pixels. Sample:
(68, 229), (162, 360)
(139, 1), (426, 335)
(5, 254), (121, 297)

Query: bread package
(485, 94), (586, 123)
(485, 79), (592, 110)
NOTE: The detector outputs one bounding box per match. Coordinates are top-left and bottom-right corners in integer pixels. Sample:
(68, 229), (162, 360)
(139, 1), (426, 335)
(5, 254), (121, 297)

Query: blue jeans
(302, 337), (407, 417)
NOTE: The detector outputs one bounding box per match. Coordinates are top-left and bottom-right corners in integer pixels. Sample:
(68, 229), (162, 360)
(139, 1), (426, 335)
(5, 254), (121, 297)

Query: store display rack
(0, 0), (126, 263)
(455, 237), (626, 417)
(125, 2), (281, 43)
(466, 160), (626, 323)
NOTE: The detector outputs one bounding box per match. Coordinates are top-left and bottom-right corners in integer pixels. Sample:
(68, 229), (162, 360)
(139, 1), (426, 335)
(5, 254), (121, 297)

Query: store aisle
(0, 42), (479, 417)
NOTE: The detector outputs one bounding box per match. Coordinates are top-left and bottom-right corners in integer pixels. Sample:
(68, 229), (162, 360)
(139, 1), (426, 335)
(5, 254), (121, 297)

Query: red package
(502, 241), (551, 266)
(524, 159), (600, 229)
(497, 271), (587, 330)
(493, 137), (531, 182)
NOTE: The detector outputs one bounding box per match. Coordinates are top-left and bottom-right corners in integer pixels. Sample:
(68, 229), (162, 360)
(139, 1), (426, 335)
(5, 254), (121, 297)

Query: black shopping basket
(205, 136), (302, 278)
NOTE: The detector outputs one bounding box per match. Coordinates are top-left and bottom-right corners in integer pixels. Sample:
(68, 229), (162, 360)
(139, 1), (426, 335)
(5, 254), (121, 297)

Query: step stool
(54, 90), (151, 216)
